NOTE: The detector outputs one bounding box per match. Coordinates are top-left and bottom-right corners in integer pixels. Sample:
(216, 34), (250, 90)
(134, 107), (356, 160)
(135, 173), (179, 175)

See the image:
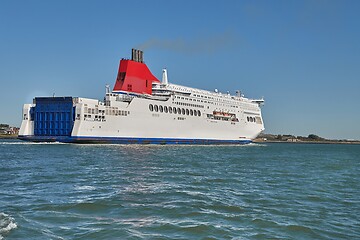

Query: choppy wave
(0, 213), (17, 239)
(74, 185), (97, 191)
(0, 141), (359, 239)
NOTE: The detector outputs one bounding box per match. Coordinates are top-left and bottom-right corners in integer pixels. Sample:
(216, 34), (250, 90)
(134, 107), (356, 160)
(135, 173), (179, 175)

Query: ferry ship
(19, 49), (265, 144)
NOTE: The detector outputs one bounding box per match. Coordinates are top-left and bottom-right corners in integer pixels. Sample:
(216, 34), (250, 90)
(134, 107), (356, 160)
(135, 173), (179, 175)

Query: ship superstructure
(19, 49), (264, 144)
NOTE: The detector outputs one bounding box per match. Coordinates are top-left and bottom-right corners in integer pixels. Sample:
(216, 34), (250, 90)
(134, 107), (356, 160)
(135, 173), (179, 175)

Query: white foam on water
(40, 228), (65, 240)
(74, 185), (96, 191)
(247, 142), (267, 147)
(0, 213), (17, 239)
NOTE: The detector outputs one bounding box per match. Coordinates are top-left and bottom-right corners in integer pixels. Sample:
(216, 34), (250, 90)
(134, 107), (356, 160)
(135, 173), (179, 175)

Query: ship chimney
(162, 68), (168, 84)
(136, 49), (140, 62)
(131, 48), (136, 61)
(131, 49), (144, 63)
(140, 50), (143, 63)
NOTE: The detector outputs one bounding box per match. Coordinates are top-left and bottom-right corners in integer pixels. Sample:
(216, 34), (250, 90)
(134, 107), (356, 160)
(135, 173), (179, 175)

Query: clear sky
(1, 0), (359, 140)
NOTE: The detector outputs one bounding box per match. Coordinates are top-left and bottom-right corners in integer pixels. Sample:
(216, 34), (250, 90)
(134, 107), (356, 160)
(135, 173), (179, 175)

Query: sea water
(0, 140), (359, 239)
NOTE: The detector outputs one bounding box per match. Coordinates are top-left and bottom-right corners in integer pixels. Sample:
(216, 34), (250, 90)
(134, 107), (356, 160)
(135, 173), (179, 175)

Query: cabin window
(186, 109), (189, 115)
(194, 110), (197, 116)
(169, 107), (172, 113)
(190, 109), (193, 116)
(198, 110), (201, 116)
(177, 108), (181, 114)
(164, 106), (168, 113)
(154, 105), (159, 112)
(182, 108), (185, 115)
(173, 107), (177, 114)
(159, 105), (163, 113)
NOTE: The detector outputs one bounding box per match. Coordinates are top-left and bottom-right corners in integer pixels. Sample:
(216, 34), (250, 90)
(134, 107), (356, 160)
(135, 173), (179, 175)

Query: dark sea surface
(0, 139), (359, 239)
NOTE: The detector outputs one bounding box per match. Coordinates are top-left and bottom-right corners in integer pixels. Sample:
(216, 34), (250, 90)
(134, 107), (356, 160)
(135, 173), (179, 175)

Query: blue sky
(0, 0), (359, 140)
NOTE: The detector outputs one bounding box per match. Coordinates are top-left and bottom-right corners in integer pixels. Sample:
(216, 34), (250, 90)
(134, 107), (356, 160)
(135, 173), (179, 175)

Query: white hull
(19, 92), (264, 144)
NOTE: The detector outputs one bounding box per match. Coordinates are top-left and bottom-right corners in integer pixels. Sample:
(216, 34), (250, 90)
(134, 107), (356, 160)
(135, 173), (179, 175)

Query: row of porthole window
(247, 116), (257, 123)
(149, 104), (201, 117)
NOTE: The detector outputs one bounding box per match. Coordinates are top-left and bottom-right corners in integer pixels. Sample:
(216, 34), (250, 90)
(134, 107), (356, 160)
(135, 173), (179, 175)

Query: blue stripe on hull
(18, 135), (252, 145)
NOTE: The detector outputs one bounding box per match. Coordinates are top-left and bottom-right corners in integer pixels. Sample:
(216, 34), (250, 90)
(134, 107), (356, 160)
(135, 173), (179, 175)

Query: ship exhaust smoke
(136, 32), (236, 54)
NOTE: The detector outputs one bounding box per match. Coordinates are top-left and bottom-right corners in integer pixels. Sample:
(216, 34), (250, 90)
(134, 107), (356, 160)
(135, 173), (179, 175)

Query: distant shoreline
(0, 134), (18, 139)
(254, 133), (360, 145)
(253, 139), (360, 145)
